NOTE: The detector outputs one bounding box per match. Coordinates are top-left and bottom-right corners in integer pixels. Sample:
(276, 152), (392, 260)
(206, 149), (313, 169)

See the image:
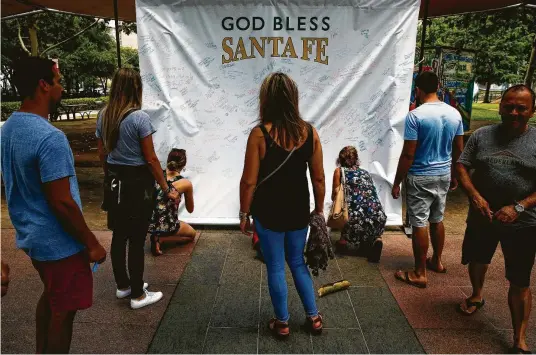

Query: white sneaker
(130, 289), (163, 310)
(116, 282), (149, 299)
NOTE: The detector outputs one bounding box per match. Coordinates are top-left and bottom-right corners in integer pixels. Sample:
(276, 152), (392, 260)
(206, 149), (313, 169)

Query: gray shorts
(406, 174), (450, 228)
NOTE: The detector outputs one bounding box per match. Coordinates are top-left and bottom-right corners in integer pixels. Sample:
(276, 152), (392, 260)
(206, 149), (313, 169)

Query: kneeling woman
(332, 146), (386, 262)
(148, 148), (196, 256)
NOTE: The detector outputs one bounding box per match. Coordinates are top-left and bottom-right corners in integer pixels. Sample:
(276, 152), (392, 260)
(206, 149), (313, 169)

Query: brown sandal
(306, 313), (323, 335)
(268, 318), (290, 339)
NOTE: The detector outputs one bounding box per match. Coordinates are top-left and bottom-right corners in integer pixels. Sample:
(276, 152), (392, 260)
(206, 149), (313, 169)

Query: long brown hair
(259, 72), (307, 148)
(101, 68), (143, 152)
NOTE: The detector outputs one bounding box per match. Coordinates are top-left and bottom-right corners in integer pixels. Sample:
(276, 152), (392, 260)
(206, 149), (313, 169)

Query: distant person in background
(1, 56), (107, 353)
(456, 85), (536, 354)
(148, 148), (196, 256)
(392, 71), (464, 288)
(332, 146), (386, 262)
(96, 68), (179, 309)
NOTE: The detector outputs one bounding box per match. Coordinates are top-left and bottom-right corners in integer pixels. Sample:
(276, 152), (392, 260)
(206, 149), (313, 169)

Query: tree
(1, 12), (136, 98)
(121, 47), (139, 70)
(418, 6), (536, 102)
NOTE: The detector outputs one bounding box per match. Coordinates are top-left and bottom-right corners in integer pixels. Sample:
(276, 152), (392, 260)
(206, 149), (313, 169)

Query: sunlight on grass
(472, 103), (535, 122)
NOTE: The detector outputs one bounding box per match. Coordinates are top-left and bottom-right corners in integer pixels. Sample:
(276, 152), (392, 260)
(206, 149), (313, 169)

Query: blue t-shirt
(404, 102), (464, 176)
(1, 112), (85, 261)
(96, 110), (156, 166)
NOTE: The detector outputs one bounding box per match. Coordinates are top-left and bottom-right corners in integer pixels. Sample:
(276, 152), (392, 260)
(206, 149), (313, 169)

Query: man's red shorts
(32, 251), (93, 313)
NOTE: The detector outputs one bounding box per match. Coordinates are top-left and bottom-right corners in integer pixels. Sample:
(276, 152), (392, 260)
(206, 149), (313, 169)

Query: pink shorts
(32, 251), (93, 313)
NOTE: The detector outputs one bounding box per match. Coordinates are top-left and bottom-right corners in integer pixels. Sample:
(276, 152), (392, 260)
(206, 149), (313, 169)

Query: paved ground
(2, 226), (534, 353)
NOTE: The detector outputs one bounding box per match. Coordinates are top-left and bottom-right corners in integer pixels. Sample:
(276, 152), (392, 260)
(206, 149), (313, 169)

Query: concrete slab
(203, 327), (258, 354)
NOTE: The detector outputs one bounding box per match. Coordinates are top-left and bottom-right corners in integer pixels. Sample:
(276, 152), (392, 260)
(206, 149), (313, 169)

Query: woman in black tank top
(239, 73), (326, 337)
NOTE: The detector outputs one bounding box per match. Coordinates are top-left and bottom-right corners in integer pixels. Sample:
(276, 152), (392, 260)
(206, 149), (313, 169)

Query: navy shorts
(462, 223), (536, 288)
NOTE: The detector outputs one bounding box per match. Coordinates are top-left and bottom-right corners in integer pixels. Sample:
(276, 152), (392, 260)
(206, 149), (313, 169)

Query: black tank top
(250, 123), (314, 232)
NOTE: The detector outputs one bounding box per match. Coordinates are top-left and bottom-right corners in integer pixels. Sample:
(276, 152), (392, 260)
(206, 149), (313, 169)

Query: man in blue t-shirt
(1, 57), (107, 353)
(392, 71), (464, 288)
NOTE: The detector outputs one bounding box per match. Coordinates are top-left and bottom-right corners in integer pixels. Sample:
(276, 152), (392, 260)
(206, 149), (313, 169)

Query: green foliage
(418, 6), (536, 87)
(1, 97), (108, 121)
(1, 13), (139, 98)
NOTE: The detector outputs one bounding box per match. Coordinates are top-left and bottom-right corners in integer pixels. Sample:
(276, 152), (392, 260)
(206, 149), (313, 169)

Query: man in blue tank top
(392, 71), (464, 288)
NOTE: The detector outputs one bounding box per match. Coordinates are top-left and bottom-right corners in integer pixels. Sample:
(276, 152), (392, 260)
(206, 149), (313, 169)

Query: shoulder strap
(340, 167), (347, 204)
(119, 108), (138, 124)
(258, 124), (271, 148)
(255, 147), (296, 192)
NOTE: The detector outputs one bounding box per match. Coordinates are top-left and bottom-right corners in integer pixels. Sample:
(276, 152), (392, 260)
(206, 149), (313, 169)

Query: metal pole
(418, 0), (430, 73)
(113, 0), (122, 68)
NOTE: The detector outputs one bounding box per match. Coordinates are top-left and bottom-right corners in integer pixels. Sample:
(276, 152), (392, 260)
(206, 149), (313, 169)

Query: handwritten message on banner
(136, 0), (420, 225)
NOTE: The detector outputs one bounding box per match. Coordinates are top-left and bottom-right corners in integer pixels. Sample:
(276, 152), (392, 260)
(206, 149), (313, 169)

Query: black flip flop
(426, 258), (447, 273)
(458, 298), (485, 316)
(395, 271), (427, 288)
(510, 347), (532, 354)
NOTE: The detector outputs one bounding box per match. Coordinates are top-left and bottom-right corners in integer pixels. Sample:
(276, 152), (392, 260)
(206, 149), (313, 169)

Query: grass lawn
(472, 102), (536, 122)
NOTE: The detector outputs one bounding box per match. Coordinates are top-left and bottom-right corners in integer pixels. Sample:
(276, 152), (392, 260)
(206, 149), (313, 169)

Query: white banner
(136, 0), (419, 225)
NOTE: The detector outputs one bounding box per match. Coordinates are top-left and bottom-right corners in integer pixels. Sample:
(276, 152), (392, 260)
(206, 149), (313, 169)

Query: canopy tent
(2, 0), (535, 21)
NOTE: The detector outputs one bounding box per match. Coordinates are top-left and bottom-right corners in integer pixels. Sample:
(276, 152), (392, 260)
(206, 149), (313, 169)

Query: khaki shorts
(406, 174), (450, 228)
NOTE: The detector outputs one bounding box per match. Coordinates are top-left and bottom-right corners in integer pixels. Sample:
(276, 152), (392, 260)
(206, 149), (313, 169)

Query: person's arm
(95, 115), (107, 174)
(456, 162), (493, 222)
(239, 127), (262, 215)
(455, 131), (493, 221)
(38, 132), (106, 263)
(392, 140), (417, 198)
(392, 112), (418, 199)
(140, 135), (169, 191)
(450, 135), (464, 190)
(331, 167), (341, 201)
(97, 138), (108, 176)
(494, 191), (536, 224)
(136, 112), (179, 201)
(173, 179), (194, 213)
(308, 127), (325, 214)
(519, 193), (536, 211)
(43, 178), (106, 261)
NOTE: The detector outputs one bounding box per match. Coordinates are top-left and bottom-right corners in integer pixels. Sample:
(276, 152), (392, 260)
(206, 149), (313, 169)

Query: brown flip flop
(395, 271), (427, 288)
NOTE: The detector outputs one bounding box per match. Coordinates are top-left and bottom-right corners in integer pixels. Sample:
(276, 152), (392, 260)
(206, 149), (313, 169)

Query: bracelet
(239, 211), (249, 220)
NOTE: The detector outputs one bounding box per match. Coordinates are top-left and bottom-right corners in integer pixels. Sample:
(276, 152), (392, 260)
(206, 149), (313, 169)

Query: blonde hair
(259, 72), (307, 148)
(101, 68), (143, 153)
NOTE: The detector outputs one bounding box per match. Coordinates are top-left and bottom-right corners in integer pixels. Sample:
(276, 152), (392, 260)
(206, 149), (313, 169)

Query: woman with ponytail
(148, 148), (196, 256)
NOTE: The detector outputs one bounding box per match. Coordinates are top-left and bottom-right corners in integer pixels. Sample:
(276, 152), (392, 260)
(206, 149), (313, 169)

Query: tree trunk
(483, 81), (492, 103)
(524, 35), (536, 87)
(100, 78), (107, 96)
(28, 22), (38, 56)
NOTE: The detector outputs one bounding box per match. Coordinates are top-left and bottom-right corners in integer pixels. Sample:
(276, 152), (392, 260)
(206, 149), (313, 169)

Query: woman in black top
(239, 72), (326, 338)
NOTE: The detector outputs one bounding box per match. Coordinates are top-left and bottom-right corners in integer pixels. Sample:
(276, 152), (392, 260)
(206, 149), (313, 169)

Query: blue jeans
(254, 219), (319, 322)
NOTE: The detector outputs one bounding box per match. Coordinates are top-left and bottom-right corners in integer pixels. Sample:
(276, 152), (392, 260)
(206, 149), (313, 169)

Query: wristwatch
(514, 201), (525, 214)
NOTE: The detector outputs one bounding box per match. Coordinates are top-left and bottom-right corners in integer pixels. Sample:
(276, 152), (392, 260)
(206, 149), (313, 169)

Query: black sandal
(306, 313), (323, 335)
(150, 235), (163, 257)
(368, 238), (383, 263)
(268, 318), (289, 339)
(510, 347), (532, 354)
(458, 298), (485, 316)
